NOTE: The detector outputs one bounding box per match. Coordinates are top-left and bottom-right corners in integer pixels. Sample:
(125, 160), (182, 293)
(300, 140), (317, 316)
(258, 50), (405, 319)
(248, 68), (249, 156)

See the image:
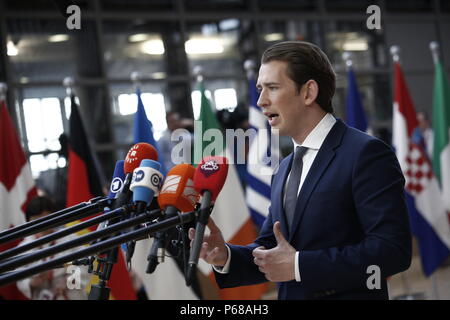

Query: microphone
(112, 142), (158, 212)
(186, 156), (228, 286)
(108, 160), (125, 199)
(130, 159), (163, 214)
(96, 160), (126, 232)
(125, 159), (164, 263)
(146, 164), (199, 274)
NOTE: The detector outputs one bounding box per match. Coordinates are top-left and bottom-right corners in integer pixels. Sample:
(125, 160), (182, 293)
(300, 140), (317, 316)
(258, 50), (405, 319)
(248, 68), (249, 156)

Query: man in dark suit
(189, 41), (412, 299)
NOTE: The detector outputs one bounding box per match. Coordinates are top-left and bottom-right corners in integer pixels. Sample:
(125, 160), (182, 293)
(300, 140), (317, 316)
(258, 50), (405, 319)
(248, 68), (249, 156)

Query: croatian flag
(392, 62), (450, 276)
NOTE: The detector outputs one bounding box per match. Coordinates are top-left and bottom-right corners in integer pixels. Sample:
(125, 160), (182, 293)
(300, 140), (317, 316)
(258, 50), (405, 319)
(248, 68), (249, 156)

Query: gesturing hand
(188, 218), (228, 267)
(252, 221), (296, 282)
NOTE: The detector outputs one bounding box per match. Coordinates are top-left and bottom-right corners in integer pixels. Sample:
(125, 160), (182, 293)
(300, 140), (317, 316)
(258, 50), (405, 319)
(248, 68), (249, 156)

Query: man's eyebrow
(256, 82), (280, 88)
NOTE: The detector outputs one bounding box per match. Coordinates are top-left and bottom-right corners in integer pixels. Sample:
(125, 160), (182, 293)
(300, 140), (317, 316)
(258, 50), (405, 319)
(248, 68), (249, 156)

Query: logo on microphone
(134, 170), (145, 182)
(200, 160), (219, 177)
(151, 173), (162, 188)
(110, 177), (124, 194)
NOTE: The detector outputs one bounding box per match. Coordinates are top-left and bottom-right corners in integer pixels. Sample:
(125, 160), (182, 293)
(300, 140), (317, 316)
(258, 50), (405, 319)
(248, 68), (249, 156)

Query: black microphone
(186, 156), (228, 286)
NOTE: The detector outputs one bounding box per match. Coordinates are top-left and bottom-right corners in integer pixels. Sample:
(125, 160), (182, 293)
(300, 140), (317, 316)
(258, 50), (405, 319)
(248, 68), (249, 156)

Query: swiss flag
(0, 101), (37, 299)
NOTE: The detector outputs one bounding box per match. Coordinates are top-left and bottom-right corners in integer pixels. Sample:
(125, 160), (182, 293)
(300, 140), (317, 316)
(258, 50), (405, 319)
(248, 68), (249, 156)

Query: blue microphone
(130, 159), (163, 212)
(108, 160), (125, 199)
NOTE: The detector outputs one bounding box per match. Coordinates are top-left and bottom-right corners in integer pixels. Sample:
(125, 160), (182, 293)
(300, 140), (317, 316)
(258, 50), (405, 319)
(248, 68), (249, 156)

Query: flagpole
(430, 41), (440, 67)
(342, 51), (353, 71)
(428, 41), (443, 300)
(0, 82), (6, 102)
(63, 76), (74, 97)
(131, 71), (141, 92)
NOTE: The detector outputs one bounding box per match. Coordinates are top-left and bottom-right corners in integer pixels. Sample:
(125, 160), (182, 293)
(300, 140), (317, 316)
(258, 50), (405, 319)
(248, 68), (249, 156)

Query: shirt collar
(292, 113), (337, 151)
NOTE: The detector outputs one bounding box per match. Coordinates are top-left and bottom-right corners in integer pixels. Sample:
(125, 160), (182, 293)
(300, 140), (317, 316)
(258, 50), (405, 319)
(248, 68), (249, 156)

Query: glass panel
(23, 97), (64, 153)
(259, 20), (324, 53)
(109, 82), (168, 147)
(191, 79), (247, 120)
(102, 20), (179, 79)
(29, 152), (65, 179)
(324, 21), (385, 71)
(186, 21), (243, 77)
(6, 19), (76, 82)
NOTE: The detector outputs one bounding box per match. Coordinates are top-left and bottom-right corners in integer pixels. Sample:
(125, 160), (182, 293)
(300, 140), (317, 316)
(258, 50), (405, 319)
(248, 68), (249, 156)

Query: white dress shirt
(214, 113), (337, 283)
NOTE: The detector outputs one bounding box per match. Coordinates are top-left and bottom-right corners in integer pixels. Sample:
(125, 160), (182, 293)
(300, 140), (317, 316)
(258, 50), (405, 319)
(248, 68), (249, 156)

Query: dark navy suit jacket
(214, 119), (412, 299)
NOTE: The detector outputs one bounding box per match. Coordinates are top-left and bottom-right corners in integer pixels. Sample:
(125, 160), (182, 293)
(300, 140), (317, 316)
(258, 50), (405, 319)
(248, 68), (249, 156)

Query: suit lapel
(288, 119), (347, 241)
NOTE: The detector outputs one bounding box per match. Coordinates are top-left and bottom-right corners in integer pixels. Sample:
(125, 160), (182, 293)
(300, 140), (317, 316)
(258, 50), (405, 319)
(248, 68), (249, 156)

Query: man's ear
(303, 80), (319, 106)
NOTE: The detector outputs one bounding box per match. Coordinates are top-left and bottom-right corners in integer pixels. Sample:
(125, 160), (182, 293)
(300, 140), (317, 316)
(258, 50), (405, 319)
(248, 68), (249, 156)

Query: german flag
(66, 95), (136, 300)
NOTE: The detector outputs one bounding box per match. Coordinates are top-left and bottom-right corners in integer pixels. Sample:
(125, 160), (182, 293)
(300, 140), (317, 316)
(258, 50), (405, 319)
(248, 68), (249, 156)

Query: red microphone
(124, 142), (158, 174)
(186, 156), (228, 286)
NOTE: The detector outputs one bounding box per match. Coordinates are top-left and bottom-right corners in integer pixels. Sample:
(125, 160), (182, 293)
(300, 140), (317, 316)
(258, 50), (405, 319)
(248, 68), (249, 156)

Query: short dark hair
(261, 41), (336, 113)
(25, 196), (55, 221)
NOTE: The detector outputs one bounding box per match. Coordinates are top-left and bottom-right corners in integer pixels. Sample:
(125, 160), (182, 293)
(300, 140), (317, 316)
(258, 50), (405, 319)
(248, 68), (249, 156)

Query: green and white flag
(432, 59), (450, 211)
(193, 81), (268, 299)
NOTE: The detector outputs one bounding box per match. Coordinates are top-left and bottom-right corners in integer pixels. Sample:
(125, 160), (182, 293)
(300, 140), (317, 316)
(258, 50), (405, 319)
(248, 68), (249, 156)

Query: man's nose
(257, 91), (269, 108)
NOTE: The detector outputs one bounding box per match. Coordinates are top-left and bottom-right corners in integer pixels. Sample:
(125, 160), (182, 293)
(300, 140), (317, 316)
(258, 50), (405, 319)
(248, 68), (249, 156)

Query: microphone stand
(0, 206), (124, 262)
(0, 206), (160, 273)
(0, 197), (111, 246)
(0, 209), (197, 290)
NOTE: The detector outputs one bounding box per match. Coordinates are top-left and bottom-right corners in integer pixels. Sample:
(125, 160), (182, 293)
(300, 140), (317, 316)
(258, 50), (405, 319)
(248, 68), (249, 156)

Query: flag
(345, 68), (369, 132)
(392, 62), (450, 276)
(66, 95), (136, 299)
(133, 88), (167, 175)
(246, 77), (280, 228)
(0, 101), (37, 299)
(194, 81), (268, 299)
(431, 58), (450, 214)
(129, 88), (200, 299)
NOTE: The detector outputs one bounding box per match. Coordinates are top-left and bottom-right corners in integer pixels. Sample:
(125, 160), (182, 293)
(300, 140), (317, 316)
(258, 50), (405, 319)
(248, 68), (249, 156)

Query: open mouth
(265, 113), (279, 121)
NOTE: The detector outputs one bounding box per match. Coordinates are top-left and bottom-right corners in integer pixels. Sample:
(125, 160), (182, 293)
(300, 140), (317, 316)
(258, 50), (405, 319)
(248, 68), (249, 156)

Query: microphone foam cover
(158, 164), (198, 212)
(124, 143), (158, 174)
(193, 156), (228, 201)
(108, 160), (125, 199)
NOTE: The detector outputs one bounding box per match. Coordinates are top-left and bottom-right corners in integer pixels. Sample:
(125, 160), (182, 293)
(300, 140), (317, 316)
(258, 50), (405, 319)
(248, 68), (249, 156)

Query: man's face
(256, 60), (306, 138)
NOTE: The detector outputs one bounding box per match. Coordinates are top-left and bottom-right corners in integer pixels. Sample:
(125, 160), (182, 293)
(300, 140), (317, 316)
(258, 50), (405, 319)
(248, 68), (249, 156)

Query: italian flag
(431, 59), (450, 213)
(194, 81), (268, 299)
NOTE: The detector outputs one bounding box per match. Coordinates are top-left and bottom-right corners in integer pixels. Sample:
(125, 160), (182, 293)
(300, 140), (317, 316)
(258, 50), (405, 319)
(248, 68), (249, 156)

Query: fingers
(273, 221), (287, 245)
(252, 246), (266, 259)
(199, 242), (225, 265)
(188, 228), (195, 241)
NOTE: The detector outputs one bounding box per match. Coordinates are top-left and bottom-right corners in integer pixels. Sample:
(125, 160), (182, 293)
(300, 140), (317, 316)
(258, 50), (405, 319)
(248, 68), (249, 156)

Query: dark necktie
(285, 146), (308, 229)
